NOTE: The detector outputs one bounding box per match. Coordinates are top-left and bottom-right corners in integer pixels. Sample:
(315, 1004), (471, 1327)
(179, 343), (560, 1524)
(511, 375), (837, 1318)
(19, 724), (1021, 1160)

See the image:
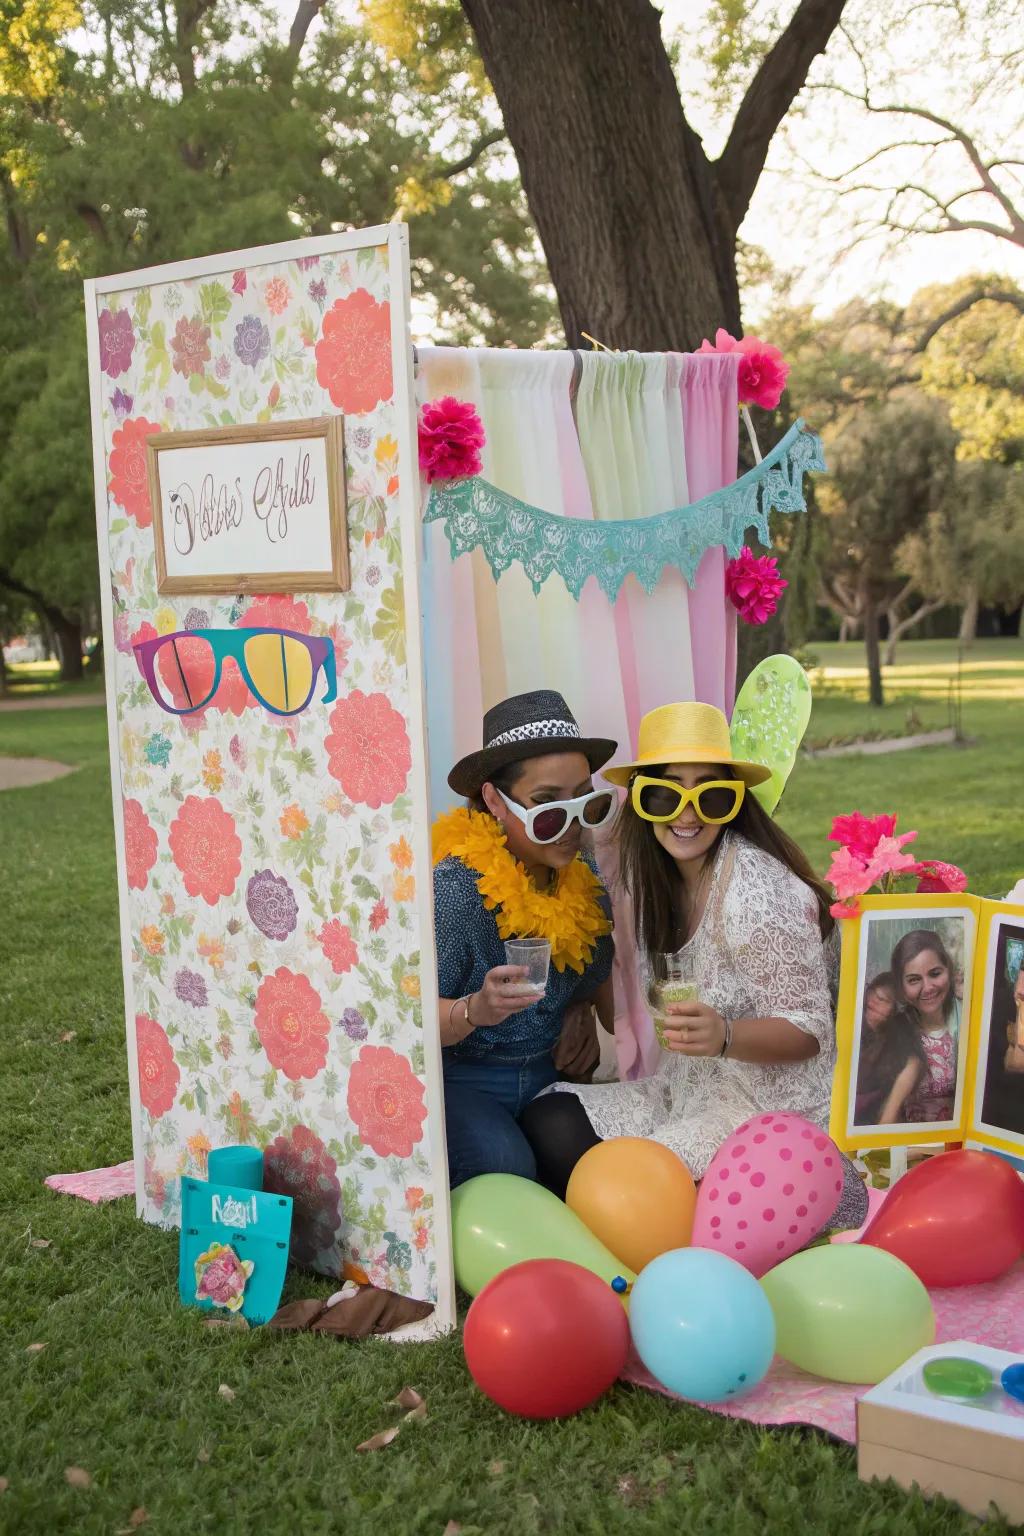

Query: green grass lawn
(1, 642), (1021, 1535)
(2, 658), (106, 699)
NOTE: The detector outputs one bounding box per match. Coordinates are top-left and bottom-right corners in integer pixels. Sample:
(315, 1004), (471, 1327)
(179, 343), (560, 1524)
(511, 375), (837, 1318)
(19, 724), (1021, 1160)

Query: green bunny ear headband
(730, 654), (813, 817)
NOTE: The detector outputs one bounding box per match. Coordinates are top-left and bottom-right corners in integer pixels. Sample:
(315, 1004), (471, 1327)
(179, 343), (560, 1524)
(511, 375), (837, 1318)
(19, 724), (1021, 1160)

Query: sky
(270, 0), (1024, 321)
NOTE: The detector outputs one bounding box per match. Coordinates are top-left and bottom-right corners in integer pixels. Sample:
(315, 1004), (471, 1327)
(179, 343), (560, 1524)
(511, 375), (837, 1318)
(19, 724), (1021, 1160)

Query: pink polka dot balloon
(690, 1113), (844, 1278)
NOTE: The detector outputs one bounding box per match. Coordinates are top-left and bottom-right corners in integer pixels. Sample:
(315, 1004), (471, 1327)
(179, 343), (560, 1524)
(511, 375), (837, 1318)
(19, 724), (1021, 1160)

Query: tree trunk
(460, 0), (735, 347)
(51, 613), (83, 681)
(863, 597), (884, 706)
(959, 585), (980, 646)
(459, 0), (848, 349)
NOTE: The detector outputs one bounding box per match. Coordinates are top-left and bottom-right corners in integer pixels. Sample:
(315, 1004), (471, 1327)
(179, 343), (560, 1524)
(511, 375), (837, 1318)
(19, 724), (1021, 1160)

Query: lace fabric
(547, 833), (838, 1178)
(423, 422), (825, 601)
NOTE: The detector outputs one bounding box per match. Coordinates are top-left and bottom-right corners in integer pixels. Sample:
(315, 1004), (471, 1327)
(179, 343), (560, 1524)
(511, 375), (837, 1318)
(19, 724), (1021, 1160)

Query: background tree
(817, 396), (957, 703)
(0, 0), (555, 674)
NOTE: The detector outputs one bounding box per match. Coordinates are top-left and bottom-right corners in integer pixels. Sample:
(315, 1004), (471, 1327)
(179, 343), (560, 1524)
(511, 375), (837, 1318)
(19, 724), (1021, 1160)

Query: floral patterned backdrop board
(84, 226), (454, 1330)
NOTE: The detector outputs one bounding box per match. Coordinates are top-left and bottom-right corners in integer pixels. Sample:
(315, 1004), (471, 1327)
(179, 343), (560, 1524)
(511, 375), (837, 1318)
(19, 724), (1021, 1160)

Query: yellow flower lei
(432, 807), (611, 974)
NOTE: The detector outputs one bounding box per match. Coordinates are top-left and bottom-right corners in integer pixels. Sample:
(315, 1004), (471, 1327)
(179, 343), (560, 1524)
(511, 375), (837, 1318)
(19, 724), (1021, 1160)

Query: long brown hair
(617, 771), (834, 971)
(890, 929), (956, 1023)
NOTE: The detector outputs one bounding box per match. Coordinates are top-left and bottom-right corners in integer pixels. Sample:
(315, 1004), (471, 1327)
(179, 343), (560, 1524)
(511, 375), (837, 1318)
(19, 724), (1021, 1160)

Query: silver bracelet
(718, 1016), (733, 1058)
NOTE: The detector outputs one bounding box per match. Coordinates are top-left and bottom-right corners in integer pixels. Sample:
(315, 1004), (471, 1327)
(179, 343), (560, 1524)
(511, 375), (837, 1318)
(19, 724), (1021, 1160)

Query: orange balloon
(566, 1137), (696, 1274)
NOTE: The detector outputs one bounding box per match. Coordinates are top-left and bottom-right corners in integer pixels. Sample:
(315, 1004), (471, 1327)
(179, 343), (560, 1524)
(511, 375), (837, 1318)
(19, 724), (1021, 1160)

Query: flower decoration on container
(825, 811), (968, 919)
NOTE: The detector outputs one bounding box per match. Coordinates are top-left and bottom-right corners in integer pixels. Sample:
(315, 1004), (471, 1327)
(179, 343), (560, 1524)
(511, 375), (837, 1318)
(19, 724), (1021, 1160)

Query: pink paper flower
(724, 547), (787, 624)
(913, 859), (968, 894)
(830, 898), (862, 920)
(698, 327), (790, 410)
(825, 844), (873, 901)
(864, 831), (919, 886)
(828, 812), (897, 862)
(418, 396), (485, 482)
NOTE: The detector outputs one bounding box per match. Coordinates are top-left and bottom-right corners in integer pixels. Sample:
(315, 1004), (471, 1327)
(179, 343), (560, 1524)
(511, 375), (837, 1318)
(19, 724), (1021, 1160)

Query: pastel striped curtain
(417, 346), (739, 1078)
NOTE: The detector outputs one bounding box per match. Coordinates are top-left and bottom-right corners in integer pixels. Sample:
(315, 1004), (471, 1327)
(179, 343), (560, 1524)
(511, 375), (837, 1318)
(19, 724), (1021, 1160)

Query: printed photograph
(976, 921), (1024, 1142)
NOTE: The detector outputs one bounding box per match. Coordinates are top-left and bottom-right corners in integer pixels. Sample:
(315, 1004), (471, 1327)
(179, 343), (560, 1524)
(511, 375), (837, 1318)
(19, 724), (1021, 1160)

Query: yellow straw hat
(602, 702), (772, 788)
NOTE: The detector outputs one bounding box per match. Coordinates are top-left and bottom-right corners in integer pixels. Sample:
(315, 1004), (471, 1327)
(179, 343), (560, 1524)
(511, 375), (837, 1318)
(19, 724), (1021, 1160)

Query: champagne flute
(650, 951), (699, 1047)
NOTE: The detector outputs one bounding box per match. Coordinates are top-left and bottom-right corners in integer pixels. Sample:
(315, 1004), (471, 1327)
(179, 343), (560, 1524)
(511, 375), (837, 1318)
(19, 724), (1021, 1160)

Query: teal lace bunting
(424, 420), (825, 601)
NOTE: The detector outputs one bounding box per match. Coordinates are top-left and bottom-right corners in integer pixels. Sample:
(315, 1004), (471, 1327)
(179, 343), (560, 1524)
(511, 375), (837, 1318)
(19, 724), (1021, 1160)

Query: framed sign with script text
(147, 415), (348, 594)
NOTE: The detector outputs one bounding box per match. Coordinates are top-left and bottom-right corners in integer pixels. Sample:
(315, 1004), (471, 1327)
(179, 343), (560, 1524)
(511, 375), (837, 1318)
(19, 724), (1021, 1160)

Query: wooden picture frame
(147, 415), (349, 595)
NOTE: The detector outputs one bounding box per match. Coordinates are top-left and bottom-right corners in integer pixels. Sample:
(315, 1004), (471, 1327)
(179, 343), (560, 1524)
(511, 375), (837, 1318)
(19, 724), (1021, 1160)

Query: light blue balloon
(629, 1248), (775, 1403)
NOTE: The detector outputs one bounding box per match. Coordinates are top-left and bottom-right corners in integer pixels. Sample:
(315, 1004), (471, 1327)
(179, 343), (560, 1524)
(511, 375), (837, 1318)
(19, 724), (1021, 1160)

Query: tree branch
(716, 0), (849, 230)
(441, 127), (506, 179)
(287, 0), (327, 61)
(76, 203), (108, 244)
(173, 0), (218, 94)
(913, 285), (1024, 351)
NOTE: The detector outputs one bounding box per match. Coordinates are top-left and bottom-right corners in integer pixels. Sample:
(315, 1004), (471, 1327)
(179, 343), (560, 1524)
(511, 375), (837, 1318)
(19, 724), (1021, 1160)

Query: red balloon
(861, 1150), (1024, 1287)
(463, 1258), (629, 1419)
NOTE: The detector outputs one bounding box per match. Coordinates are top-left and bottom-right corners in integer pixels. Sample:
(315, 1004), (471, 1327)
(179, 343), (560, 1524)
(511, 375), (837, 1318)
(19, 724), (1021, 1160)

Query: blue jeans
(443, 1049), (557, 1189)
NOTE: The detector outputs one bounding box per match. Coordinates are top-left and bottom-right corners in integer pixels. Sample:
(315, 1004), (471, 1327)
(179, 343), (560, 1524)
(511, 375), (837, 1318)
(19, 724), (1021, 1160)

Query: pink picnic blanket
(45, 1161), (135, 1203)
(622, 1260), (1024, 1442)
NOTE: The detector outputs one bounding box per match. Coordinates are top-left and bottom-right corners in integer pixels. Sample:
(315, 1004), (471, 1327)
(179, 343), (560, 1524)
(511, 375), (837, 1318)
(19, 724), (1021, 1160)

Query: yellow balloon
(566, 1137), (696, 1275)
(760, 1243), (935, 1384)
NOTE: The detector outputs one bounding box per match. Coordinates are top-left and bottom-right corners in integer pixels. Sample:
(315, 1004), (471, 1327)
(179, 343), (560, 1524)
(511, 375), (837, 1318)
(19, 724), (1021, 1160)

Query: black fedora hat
(448, 690), (617, 799)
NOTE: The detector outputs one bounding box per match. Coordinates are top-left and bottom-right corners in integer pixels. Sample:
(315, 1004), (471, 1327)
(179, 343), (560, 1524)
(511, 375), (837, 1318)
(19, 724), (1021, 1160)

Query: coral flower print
(347, 1045), (427, 1158)
(168, 796), (242, 905)
(109, 417), (162, 527)
(171, 315), (211, 378)
(242, 593), (312, 633)
(320, 919), (358, 975)
(315, 289), (393, 414)
(123, 797), (158, 891)
(136, 1013), (179, 1118)
(263, 1124), (343, 1267)
(99, 307), (135, 378)
(325, 690), (411, 808)
(254, 967), (330, 1081)
(264, 277), (291, 315)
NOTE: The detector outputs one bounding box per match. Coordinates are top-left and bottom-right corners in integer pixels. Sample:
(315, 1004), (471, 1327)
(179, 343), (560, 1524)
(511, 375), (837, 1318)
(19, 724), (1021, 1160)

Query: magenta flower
(232, 270), (247, 295)
(418, 395), (485, 482)
(828, 811), (898, 861)
(913, 859), (968, 894)
(698, 327), (790, 410)
(724, 547), (787, 624)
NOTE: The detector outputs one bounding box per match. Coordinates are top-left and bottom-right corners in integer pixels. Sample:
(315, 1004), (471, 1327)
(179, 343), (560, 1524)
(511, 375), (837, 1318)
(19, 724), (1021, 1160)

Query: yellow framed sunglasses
(630, 775), (746, 825)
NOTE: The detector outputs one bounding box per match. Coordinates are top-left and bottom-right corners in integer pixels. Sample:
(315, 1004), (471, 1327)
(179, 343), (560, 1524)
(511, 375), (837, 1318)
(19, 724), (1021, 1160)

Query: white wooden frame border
(84, 223), (456, 1335)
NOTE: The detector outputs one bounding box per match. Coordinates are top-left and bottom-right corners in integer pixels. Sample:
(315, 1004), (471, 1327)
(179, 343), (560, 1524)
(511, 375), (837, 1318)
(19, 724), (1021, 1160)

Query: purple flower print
(350, 426), (373, 452)
(185, 607), (210, 631)
(99, 308), (135, 378)
(296, 255), (320, 271)
(229, 735), (247, 771)
(234, 315), (270, 369)
(215, 355), (231, 380)
(246, 869), (298, 941)
(341, 1008), (368, 1041)
(232, 270), (247, 295)
(366, 565), (382, 588)
(111, 387), (134, 419)
(308, 278), (327, 310)
(113, 612), (133, 654)
(175, 968), (208, 1008)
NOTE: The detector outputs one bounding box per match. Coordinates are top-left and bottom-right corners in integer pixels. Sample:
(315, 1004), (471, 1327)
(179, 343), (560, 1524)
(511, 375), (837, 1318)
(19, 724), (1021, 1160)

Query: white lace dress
(548, 833), (838, 1178)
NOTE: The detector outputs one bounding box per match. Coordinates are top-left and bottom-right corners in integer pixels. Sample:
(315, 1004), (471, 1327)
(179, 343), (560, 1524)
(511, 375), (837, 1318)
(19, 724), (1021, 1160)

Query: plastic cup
(503, 938), (551, 998)
(650, 952), (699, 1047)
(207, 1145), (264, 1191)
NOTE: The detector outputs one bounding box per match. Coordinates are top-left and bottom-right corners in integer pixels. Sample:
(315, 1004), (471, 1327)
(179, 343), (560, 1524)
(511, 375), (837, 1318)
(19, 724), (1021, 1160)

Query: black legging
(518, 1092), (601, 1198)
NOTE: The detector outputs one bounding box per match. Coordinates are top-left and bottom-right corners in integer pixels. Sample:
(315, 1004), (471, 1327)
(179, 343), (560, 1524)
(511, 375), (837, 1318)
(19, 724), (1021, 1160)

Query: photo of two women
(853, 916), (965, 1128)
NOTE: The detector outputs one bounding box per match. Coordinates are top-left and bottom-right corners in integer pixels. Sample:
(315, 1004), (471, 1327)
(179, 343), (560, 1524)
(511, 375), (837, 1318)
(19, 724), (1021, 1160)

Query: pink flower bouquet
(825, 811), (967, 918)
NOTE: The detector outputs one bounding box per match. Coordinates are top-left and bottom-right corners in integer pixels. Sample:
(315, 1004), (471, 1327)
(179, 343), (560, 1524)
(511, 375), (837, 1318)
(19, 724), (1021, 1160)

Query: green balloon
(760, 1244), (935, 1384)
(450, 1174), (636, 1296)
(731, 654), (812, 816)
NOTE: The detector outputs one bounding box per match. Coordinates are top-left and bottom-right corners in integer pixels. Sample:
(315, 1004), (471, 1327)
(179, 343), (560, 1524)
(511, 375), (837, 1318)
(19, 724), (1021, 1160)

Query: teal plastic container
(207, 1145), (264, 1191)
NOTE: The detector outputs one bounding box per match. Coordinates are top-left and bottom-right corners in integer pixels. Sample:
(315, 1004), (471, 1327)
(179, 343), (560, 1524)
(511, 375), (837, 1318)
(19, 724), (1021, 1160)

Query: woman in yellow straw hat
(519, 700), (869, 1230)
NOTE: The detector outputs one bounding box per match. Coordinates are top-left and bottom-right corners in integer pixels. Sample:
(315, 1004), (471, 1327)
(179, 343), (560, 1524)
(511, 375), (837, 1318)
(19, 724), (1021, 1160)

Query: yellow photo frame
(829, 893), (1024, 1164)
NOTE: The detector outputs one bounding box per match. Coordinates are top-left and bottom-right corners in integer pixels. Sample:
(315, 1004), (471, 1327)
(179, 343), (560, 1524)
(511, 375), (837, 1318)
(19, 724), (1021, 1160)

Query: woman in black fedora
(432, 690), (617, 1187)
